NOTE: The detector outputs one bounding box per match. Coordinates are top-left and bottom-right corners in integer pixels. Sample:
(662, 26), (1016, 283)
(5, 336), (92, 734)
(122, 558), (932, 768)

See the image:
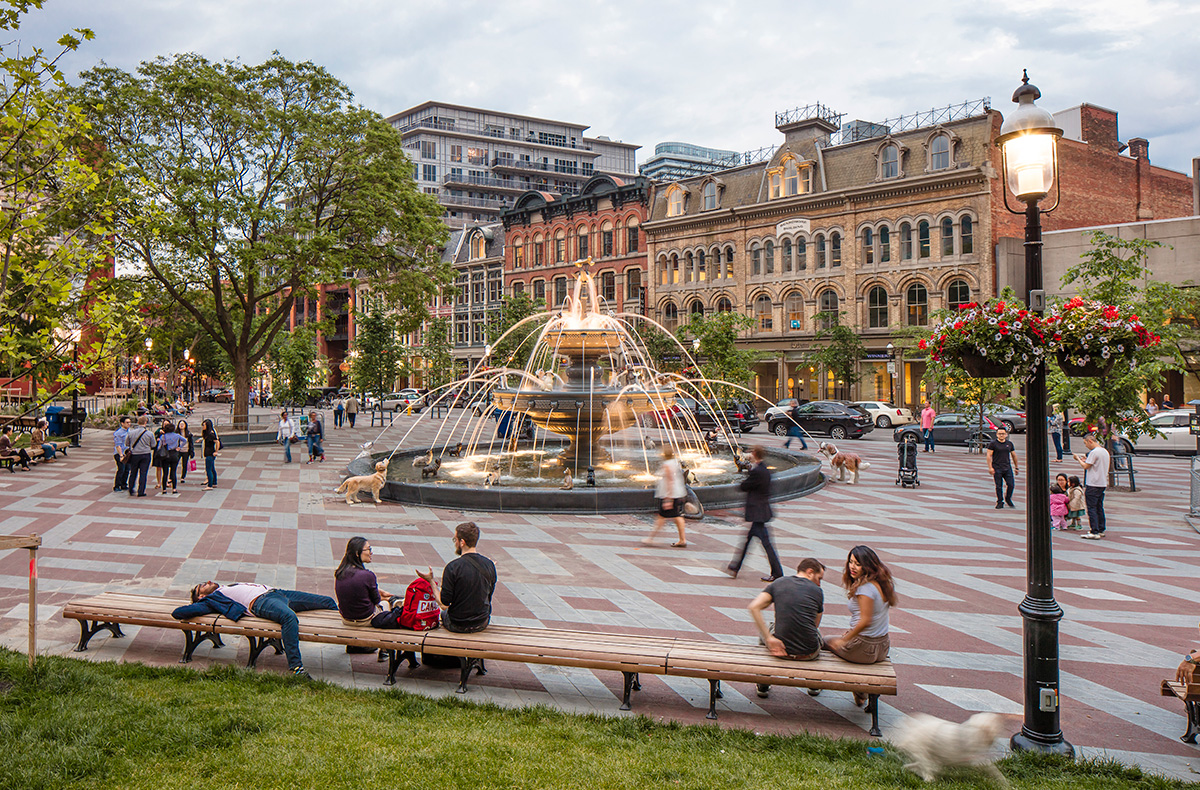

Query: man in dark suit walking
(725, 446), (784, 582)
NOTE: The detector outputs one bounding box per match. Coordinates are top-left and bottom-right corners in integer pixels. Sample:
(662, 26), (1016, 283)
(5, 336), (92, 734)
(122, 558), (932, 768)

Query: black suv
(769, 400), (873, 440)
(694, 400), (759, 433)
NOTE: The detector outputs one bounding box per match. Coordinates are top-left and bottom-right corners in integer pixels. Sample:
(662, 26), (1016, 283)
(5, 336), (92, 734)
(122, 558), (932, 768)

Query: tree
(804, 312), (866, 400)
(267, 325), (316, 406)
(352, 309), (401, 398)
(487, 294), (546, 372)
(631, 319), (683, 375)
(421, 317), (454, 390)
(77, 54), (450, 426)
(677, 311), (759, 401)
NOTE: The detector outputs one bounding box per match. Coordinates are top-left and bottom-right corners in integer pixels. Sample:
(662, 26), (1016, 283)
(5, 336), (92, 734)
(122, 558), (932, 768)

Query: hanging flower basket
(59, 360), (83, 376)
(921, 299), (1046, 381)
(1045, 298), (1159, 378)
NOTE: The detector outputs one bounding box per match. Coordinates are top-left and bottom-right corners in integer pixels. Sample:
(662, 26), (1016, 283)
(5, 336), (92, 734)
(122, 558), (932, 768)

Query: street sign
(887, 361), (896, 375)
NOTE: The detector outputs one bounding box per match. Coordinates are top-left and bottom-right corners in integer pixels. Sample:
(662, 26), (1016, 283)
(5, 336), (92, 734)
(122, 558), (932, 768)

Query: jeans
(347, 412), (356, 427)
(113, 454), (129, 490)
(204, 455), (217, 487)
(306, 436), (323, 458)
(162, 452), (179, 491)
(783, 426), (808, 450)
(40, 443), (56, 460)
(729, 522), (784, 578)
(993, 467), (1014, 505)
(127, 453), (152, 495)
(334, 409), (344, 428)
(281, 437), (292, 463)
(1084, 485), (1106, 534)
(250, 589), (338, 670)
(922, 428), (934, 452)
(1051, 432), (1063, 461)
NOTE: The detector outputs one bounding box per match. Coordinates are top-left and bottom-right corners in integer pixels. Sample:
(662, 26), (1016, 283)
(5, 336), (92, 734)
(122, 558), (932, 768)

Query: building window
(471, 272), (484, 304)
(784, 159), (799, 195)
(467, 147), (487, 165)
(420, 140), (436, 159)
(689, 299), (704, 319)
(755, 294), (773, 332)
(627, 225), (640, 253)
(930, 134), (950, 170)
(626, 268), (641, 300)
(696, 250), (706, 282)
(948, 279), (970, 311)
(764, 240), (775, 274)
(881, 144), (899, 179)
(533, 279), (546, 302)
(667, 187), (684, 217)
(796, 238), (806, 270)
(513, 240), (524, 269)
(801, 166), (813, 193)
(488, 272), (502, 302)
(456, 320), (468, 346)
(658, 257), (668, 286)
(751, 245), (762, 276)
(815, 235), (826, 269)
(863, 228), (874, 265)
(683, 252), (694, 283)
(703, 181), (717, 210)
(513, 281), (526, 297)
(785, 292), (803, 331)
(879, 226), (891, 263)
(724, 246), (735, 278)
(782, 239), (792, 273)
(717, 297), (732, 313)
(670, 254), (679, 284)
(422, 164), (437, 181)
(941, 217), (954, 257)
(961, 216), (974, 254)
(663, 301), (678, 331)
(554, 231), (566, 263)
(900, 223), (912, 260)
(450, 145), (462, 163)
(868, 286), (888, 328)
(577, 227), (589, 260)
(818, 290), (838, 328)
(602, 223), (614, 257)
(532, 234), (545, 266)
(769, 172), (782, 199)
(917, 221), (930, 259)
(906, 283), (929, 326)
(601, 271), (616, 302)
(554, 277), (568, 306)
(471, 233), (487, 260)
(830, 232), (841, 267)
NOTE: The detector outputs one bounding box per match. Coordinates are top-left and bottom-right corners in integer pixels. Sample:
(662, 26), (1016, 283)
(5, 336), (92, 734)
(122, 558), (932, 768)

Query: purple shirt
(333, 566), (381, 621)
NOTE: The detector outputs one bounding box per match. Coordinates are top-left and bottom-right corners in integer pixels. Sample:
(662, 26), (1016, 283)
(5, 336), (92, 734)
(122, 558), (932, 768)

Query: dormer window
(930, 134), (951, 170)
(470, 233), (487, 260)
(769, 156), (812, 199)
(667, 186), (685, 217)
(702, 181), (718, 211)
(881, 145), (899, 179)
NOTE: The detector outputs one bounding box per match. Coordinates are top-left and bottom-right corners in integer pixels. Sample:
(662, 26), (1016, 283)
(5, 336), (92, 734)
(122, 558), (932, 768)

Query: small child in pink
(1050, 483), (1069, 530)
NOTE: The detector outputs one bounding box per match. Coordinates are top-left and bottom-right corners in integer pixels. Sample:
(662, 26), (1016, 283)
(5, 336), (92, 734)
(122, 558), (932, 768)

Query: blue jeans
(1084, 485), (1106, 534)
(281, 437), (292, 463)
(204, 455), (217, 487)
(40, 443), (56, 460)
(1051, 432), (1063, 461)
(783, 426), (807, 450)
(127, 453), (152, 495)
(250, 589), (338, 670)
(923, 428), (935, 452)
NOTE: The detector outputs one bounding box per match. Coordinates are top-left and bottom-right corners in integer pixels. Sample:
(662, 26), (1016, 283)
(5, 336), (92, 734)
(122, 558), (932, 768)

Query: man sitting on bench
(172, 581), (337, 679)
(417, 521), (497, 633)
(749, 557), (826, 699)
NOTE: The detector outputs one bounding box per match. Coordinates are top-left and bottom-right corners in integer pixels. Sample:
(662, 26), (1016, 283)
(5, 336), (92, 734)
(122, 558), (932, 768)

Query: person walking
(333, 396), (345, 429)
(823, 545), (897, 707)
(123, 415), (155, 497)
(644, 447), (687, 547)
(277, 410), (297, 463)
(1048, 403), (1064, 463)
(986, 426), (1019, 509)
(157, 420), (185, 494)
(305, 411), (325, 463)
(783, 403), (808, 450)
(725, 446), (784, 582)
(1076, 433), (1110, 540)
(112, 416), (131, 491)
(201, 418), (220, 490)
(345, 393), (359, 428)
(919, 401), (936, 453)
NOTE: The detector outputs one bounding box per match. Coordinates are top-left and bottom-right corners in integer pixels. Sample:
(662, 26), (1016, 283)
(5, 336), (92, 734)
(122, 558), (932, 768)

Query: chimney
(1127, 137), (1149, 161)
(1077, 104), (1122, 153)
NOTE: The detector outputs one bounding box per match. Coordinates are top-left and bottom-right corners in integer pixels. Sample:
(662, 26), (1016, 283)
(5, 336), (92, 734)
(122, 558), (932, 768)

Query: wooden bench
(0, 441), (69, 472)
(1161, 680), (1200, 743)
(2, 415), (40, 434)
(63, 592), (897, 734)
(98, 388), (134, 398)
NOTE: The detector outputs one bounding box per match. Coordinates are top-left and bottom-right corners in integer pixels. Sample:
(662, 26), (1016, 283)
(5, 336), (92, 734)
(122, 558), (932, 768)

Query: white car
(764, 398), (800, 425)
(1117, 409), (1196, 455)
(380, 391), (424, 412)
(851, 401), (915, 429)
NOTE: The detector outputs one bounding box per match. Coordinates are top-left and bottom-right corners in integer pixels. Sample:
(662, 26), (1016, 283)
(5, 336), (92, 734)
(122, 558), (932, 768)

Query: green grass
(0, 648), (1186, 789)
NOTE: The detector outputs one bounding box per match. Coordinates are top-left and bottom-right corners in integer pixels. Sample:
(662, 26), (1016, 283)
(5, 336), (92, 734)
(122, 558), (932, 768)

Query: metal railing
(395, 116), (595, 152)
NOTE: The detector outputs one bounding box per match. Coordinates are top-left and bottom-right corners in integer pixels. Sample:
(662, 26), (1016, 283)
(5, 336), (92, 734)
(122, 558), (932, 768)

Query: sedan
(771, 400), (874, 440)
(894, 413), (998, 447)
(1116, 410), (1197, 455)
(851, 401), (914, 429)
(981, 404), (1027, 433)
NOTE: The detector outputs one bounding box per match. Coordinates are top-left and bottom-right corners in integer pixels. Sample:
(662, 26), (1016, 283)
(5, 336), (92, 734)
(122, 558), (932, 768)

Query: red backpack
(398, 577), (440, 631)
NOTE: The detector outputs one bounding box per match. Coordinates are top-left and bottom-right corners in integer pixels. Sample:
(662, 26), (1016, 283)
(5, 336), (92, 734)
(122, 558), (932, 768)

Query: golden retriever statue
(336, 459), (389, 505)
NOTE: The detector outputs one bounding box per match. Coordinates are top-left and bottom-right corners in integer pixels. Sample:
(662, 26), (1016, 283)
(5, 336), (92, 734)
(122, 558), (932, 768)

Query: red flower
(954, 321), (963, 329)
(918, 339), (927, 349)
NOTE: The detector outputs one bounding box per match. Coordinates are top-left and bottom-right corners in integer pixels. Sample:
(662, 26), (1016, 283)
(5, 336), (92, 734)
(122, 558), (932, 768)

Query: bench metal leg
(1183, 700), (1200, 744)
(384, 650), (419, 686)
(180, 629), (225, 663)
(619, 671), (641, 711)
(867, 693), (881, 737)
(73, 619), (125, 652)
(246, 636), (283, 668)
(706, 680), (723, 720)
(456, 657), (487, 693)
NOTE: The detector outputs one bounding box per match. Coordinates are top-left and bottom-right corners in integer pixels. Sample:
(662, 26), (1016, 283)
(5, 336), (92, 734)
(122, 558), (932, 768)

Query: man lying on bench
(172, 581), (338, 679)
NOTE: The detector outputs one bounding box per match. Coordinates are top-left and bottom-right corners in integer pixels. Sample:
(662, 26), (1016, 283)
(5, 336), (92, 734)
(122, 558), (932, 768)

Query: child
(1066, 475), (1086, 530)
(1050, 483), (1069, 530)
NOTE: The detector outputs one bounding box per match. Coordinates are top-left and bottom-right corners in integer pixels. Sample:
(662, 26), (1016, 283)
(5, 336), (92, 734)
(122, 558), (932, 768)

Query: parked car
(694, 400), (759, 433)
(1115, 409), (1196, 455)
(200, 388), (233, 403)
(764, 397), (808, 425)
(980, 404), (1027, 433)
(850, 401), (914, 429)
(378, 392), (420, 412)
(643, 395), (697, 428)
(893, 413), (997, 446)
(770, 400), (873, 440)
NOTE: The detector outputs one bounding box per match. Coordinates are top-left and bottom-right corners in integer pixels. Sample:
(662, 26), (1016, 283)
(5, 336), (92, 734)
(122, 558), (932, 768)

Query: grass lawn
(0, 648), (1185, 789)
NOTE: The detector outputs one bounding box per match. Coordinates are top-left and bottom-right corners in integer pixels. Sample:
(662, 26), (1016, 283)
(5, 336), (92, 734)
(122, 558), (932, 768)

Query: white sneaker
(1081, 532), (1104, 540)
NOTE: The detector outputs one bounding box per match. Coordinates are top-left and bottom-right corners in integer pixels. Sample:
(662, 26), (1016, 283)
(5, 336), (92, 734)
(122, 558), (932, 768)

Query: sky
(16, 0), (1200, 175)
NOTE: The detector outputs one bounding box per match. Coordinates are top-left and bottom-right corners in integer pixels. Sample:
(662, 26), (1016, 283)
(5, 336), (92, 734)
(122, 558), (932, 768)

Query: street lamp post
(998, 70), (1073, 757)
(886, 342), (895, 405)
(69, 329), (82, 447)
(183, 349), (191, 402)
(144, 338), (153, 408)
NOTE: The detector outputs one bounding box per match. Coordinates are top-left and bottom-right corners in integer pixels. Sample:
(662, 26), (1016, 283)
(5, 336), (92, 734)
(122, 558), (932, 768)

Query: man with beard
(418, 521), (497, 633)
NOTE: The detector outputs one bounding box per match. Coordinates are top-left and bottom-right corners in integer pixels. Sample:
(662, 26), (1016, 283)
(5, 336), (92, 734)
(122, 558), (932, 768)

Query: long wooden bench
(64, 592), (897, 735)
(0, 441), (69, 472)
(1161, 680), (1200, 743)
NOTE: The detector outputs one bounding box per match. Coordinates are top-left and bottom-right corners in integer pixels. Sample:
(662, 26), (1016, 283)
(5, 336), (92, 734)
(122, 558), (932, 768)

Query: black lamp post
(998, 70), (1073, 757)
(144, 337), (154, 408)
(70, 329), (81, 447)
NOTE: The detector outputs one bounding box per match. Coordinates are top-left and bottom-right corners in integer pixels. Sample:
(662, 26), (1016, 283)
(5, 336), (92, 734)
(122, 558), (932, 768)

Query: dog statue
(817, 441), (870, 484)
(560, 469), (574, 490)
(421, 458), (442, 479)
(336, 459), (389, 505)
(483, 470), (500, 487)
(446, 442), (466, 458)
(733, 449), (753, 475)
(412, 450), (433, 468)
(702, 430), (719, 453)
(894, 712), (1008, 785)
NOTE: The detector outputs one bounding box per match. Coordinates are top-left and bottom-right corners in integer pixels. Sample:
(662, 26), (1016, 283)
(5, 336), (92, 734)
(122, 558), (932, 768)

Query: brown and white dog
(336, 459), (389, 505)
(894, 712), (1009, 785)
(817, 442), (870, 484)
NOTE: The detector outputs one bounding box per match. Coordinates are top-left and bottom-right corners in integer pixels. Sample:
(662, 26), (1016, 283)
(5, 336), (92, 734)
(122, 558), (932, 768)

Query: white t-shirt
(848, 582), (890, 638)
(1084, 446), (1110, 488)
(218, 583), (270, 609)
(655, 459), (686, 499)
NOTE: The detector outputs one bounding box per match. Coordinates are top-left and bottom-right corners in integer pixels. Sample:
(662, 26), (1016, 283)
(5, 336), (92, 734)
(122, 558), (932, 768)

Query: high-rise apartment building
(639, 141), (741, 182)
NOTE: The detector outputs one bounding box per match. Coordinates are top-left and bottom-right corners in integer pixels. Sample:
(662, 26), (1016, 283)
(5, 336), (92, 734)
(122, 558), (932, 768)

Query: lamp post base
(1011, 729), (1075, 757)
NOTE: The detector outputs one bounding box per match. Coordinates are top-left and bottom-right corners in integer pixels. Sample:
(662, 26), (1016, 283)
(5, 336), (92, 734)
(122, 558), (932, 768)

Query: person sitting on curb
(172, 581), (338, 679)
(417, 521), (497, 633)
(750, 557), (826, 699)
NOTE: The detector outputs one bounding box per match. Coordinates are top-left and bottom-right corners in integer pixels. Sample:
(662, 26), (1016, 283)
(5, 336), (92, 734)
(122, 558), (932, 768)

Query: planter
(1055, 352), (1114, 378)
(958, 353), (1012, 378)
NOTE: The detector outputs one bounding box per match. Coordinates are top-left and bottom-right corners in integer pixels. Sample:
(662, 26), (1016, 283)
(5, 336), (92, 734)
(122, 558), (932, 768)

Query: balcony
(492, 157), (589, 180)
(440, 193), (503, 211)
(395, 116), (594, 153)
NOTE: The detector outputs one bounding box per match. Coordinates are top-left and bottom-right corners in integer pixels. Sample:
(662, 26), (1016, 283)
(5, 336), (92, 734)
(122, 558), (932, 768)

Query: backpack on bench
(398, 577), (440, 631)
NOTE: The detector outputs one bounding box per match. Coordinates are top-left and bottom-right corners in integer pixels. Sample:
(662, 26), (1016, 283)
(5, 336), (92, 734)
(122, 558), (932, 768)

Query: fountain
(344, 262), (824, 513)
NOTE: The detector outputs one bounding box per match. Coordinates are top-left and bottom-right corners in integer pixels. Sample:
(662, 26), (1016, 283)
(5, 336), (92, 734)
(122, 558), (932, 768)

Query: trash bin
(45, 405), (65, 436)
(66, 407), (86, 443)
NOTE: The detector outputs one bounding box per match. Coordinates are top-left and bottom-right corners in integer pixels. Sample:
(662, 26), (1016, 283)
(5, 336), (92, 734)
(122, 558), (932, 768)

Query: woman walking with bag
(157, 420), (185, 495)
(277, 411), (297, 463)
(643, 447), (687, 547)
(201, 418), (220, 490)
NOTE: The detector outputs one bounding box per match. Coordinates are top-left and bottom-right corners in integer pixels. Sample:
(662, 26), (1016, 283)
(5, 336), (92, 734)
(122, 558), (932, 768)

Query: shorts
(657, 498), (680, 518)
(825, 633), (890, 664)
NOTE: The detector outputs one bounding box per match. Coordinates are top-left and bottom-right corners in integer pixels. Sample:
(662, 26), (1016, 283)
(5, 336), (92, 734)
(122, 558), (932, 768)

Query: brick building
(642, 100), (1195, 409)
(501, 174), (651, 315)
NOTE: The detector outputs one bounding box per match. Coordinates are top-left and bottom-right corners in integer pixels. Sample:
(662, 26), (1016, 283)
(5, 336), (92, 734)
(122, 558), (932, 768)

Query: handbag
(189, 459), (197, 471)
(121, 449), (132, 465)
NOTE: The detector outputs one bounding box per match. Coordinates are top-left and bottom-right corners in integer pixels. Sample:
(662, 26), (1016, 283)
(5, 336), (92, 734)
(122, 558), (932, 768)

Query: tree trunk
(232, 351), (251, 430)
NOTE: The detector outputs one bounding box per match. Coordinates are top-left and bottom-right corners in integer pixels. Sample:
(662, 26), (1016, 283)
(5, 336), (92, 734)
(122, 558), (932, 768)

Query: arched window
(881, 144), (899, 178)
(830, 232), (841, 267)
(670, 253), (679, 284)
(764, 240), (775, 274)
(930, 134), (951, 170)
(868, 286), (888, 328)
(717, 297), (732, 313)
(783, 159), (799, 195)
(948, 279), (970, 311)
(626, 267), (641, 300)
(513, 238), (524, 268)
(696, 249), (706, 282)
(755, 294), (773, 332)
(906, 283), (929, 326)
(702, 181), (718, 211)
(782, 238), (792, 273)
(689, 299), (705, 318)
(769, 171), (782, 199)
(796, 238), (807, 270)
(554, 229), (566, 263)
(513, 280), (526, 297)
(785, 292), (804, 331)
(470, 233), (487, 260)
(818, 290), (838, 329)
(532, 233), (544, 266)
(815, 235), (826, 269)
(941, 217), (954, 257)
(917, 220), (930, 259)
(601, 221), (614, 257)
(900, 222), (913, 260)
(684, 251), (694, 283)
(658, 257), (668, 286)
(961, 216), (974, 254)
(751, 245), (762, 276)
(667, 187), (684, 217)
(577, 226), (589, 260)
(663, 301), (678, 331)
(863, 227), (874, 265)
(879, 226), (891, 263)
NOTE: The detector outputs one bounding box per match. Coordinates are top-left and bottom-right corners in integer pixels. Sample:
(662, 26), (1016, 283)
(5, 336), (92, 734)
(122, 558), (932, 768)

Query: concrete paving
(2, 404), (1199, 782)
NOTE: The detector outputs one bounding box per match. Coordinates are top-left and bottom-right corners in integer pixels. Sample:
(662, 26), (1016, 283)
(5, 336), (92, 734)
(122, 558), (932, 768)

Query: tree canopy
(351, 309), (401, 397)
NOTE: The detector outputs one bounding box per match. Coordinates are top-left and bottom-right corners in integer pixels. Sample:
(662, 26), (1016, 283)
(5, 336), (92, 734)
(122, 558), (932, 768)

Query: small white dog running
(894, 712), (1009, 785)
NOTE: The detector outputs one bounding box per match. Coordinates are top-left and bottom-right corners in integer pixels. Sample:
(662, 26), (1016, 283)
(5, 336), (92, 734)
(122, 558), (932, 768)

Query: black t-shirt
(441, 552), (496, 631)
(987, 438), (1016, 471)
(202, 427), (218, 457)
(766, 576), (824, 657)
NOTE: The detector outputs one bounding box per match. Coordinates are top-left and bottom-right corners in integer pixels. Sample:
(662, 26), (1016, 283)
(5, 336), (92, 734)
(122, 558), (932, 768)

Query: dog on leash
(421, 458), (442, 479)
(894, 712), (1009, 785)
(817, 442), (870, 484)
(336, 459), (389, 505)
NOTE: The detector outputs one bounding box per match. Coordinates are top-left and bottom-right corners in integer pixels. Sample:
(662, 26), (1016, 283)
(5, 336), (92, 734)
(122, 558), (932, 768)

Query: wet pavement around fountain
(3, 403), (1200, 781)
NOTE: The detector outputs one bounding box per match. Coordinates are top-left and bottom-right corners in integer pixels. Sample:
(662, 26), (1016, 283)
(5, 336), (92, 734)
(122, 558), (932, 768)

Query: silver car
(1118, 410), (1196, 455)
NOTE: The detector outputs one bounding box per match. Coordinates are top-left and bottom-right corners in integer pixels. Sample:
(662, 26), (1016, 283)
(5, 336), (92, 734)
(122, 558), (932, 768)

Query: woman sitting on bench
(0, 426), (32, 470)
(333, 537), (419, 664)
(31, 419), (57, 463)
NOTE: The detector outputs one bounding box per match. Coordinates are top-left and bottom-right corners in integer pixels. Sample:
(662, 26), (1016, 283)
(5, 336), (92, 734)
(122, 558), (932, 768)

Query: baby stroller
(896, 433), (919, 487)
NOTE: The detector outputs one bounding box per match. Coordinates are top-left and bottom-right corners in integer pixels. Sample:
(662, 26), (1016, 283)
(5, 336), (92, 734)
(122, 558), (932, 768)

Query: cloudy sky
(17, 0), (1200, 174)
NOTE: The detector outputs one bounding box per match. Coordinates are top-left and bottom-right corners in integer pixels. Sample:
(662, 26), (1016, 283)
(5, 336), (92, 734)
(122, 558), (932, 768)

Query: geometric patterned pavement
(2, 404), (1199, 781)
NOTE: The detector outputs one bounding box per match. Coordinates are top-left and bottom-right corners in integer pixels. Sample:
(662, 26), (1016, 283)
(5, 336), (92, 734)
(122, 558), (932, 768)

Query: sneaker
(995, 504), (1005, 509)
(291, 666), (312, 679)
(722, 566), (738, 579)
(1006, 501), (1015, 508)
(1081, 532), (1104, 540)
(756, 684), (770, 699)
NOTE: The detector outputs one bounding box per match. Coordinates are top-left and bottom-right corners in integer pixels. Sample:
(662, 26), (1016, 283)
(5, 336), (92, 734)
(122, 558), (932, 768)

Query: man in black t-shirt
(418, 521), (497, 633)
(986, 427), (1019, 509)
(749, 557), (825, 699)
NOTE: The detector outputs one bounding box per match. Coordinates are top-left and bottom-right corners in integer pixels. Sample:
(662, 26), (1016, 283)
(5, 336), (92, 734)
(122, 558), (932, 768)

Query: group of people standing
(276, 410), (326, 463)
(113, 415), (219, 496)
(332, 394), (359, 428)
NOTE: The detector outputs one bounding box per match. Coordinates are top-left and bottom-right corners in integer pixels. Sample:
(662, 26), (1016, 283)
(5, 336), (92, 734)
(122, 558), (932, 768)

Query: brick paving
(2, 404), (1199, 781)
